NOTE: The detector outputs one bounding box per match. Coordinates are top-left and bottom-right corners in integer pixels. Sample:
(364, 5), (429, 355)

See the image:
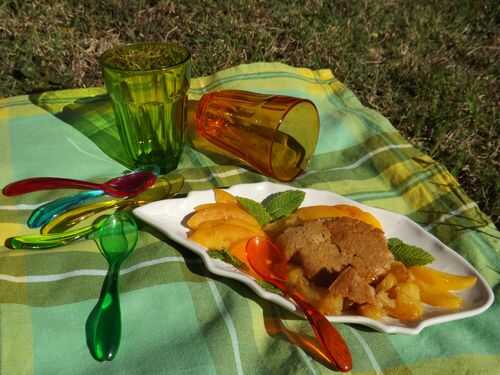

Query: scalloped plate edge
(134, 181), (494, 335)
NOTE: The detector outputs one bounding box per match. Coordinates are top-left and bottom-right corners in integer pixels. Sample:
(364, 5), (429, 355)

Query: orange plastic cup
(191, 90), (319, 181)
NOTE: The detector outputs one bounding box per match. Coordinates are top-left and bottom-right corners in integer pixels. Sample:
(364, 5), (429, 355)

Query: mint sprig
(256, 279), (283, 295)
(387, 238), (434, 266)
(236, 190), (304, 225)
(236, 197), (272, 226)
(207, 249), (249, 271)
(262, 190), (305, 221)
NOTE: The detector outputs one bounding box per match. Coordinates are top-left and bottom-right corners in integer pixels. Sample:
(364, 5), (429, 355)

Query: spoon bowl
(26, 168), (159, 228)
(107, 170), (157, 196)
(2, 170), (157, 198)
(5, 215), (110, 250)
(96, 211), (139, 264)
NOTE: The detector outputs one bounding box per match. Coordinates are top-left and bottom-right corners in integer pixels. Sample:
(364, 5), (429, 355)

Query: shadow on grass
(28, 91), (134, 169)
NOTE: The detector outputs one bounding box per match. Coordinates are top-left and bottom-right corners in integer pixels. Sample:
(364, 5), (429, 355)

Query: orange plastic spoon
(246, 236), (352, 372)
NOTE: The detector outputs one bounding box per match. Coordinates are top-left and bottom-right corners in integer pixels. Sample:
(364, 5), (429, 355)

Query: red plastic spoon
(2, 171), (157, 198)
(246, 236), (352, 372)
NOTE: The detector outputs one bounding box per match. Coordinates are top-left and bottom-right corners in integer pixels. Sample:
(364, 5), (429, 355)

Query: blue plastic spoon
(28, 190), (104, 228)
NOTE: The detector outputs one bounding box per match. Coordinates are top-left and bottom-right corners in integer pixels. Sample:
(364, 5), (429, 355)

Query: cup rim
(99, 42), (191, 73)
(270, 98), (319, 181)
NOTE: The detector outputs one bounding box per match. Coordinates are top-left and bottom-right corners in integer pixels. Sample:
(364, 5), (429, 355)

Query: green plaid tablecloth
(1, 63), (498, 374)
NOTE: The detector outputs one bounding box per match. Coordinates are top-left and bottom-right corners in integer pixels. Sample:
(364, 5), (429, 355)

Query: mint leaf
(237, 196), (272, 226)
(207, 249), (249, 271)
(388, 238), (434, 266)
(262, 190), (305, 221)
(256, 279), (283, 295)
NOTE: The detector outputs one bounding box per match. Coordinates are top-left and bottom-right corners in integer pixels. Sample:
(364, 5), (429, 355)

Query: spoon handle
(2, 177), (105, 196)
(245, 237), (352, 372)
(5, 223), (97, 249)
(85, 263), (122, 361)
(41, 199), (123, 234)
(28, 190), (104, 228)
(288, 291), (352, 372)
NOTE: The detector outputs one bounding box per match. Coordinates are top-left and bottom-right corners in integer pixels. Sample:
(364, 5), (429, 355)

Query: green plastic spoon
(4, 215), (109, 249)
(85, 211), (138, 362)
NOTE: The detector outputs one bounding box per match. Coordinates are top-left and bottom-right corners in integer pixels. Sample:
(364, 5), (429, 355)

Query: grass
(1, 0), (498, 227)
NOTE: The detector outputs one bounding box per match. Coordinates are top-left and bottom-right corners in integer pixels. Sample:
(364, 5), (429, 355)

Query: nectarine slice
(196, 218), (262, 232)
(214, 189), (238, 204)
(228, 239), (259, 278)
(188, 223), (263, 250)
(295, 205), (383, 230)
(193, 202), (238, 211)
(414, 280), (463, 309)
(409, 266), (477, 292)
(187, 205), (260, 229)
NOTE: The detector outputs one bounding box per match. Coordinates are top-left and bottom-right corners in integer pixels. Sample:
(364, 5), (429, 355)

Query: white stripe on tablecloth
(0, 256), (188, 283)
(349, 327), (384, 375)
(66, 138), (119, 164)
(299, 143), (413, 178)
(296, 346), (318, 375)
(424, 201), (478, 231)
(207, 279), (244, 375)
(183, 168), (247, 183)
(0, 203), (45, 210)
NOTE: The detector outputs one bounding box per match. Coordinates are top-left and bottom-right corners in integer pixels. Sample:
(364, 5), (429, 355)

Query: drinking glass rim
(99, 42), (191, 73)
(269, 98), (319, 181)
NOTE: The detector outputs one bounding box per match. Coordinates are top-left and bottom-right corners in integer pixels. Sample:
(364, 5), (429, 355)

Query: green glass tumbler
(100, 43), (191, 173)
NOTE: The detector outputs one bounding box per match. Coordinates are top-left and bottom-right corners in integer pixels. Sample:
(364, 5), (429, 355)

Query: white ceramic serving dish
(134, 182), (494, 335)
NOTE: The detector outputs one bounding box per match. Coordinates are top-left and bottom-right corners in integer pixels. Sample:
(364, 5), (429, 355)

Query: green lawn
(1, 0), (498, 226)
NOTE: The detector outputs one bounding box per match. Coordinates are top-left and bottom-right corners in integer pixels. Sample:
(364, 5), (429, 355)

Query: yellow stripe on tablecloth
(329, 80), (346, 94)
(0, 105), (34, 374)
(351, 166), (459, 214)
(0, 95), (52, 118)
(382, 354), (500, 375)
(188, 62), (339, 100)
(0, 100), (13, 181)
(0, 104), (29, 248)
(311, 158), (415, 194)
(0, 224), (32, 249)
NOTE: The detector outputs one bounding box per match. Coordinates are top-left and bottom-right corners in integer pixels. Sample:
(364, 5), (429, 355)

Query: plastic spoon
(85, 211), (138, 361)
(27, 169), (158, 228)
(40, 175), (183, 235)
(246, 236), (352, 372)
(5, 215), (109, 250)
(27, 190), (104, 229)
(2, 170), (157, 198)
(264, 314), (333, 366)
(5, 176), (183, 249)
